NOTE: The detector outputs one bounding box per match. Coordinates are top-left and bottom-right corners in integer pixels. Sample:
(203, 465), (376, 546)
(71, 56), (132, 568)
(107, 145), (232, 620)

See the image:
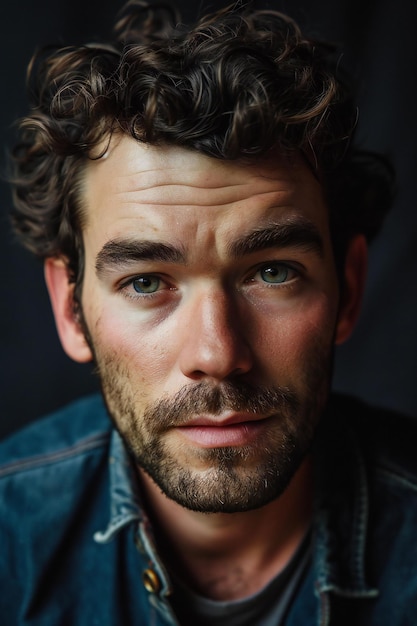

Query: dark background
(1, 0), (416, 439)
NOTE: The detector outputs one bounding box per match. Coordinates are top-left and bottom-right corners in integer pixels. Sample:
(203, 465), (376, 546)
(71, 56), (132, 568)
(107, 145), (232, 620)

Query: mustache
(142, 381), (299, 430)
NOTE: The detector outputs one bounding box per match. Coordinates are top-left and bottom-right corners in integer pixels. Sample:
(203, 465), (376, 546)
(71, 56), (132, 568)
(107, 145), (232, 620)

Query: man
(1, 1), (415, 624)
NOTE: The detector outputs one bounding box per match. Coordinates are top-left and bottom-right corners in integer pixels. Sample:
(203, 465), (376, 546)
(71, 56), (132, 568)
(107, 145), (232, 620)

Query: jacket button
(142, 568), (161, 594)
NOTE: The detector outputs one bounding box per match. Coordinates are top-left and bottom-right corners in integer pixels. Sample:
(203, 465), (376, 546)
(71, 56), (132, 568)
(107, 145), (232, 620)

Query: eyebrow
(229, 219), (324, 258)
(95, 218), (324, 278)
(95, 240), (186, 277)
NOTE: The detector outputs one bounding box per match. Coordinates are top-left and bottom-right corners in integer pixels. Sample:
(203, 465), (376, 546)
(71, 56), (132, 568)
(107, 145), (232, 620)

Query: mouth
(175, 413), (273, 448)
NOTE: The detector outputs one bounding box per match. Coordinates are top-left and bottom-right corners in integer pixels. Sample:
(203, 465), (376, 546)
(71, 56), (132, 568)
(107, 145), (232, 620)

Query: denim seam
(0, 432), (109, 478)
(319, 584), (379, 599)
(349, 442), (369, 589)
(375, 465), (417, 492)
(93, 512), (141, 543)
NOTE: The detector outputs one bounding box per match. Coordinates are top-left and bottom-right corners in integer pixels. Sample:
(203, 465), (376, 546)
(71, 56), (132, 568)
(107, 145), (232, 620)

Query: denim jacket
(1, 393), (416, 625)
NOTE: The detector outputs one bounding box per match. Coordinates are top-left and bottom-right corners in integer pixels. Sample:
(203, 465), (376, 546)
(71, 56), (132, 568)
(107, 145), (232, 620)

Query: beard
(90, 342), (332, 514)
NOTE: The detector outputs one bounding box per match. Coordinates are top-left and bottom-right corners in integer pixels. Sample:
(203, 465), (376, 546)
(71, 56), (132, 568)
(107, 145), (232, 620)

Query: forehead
(82, 135), (329, 250)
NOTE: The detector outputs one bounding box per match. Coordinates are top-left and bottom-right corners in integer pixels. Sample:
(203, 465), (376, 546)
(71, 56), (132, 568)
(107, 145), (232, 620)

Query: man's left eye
(257, 263), (296, 284)
(132, 275), (161, 294)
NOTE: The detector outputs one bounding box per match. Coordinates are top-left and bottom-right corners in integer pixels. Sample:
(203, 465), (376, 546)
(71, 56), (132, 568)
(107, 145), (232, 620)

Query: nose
(178, 287), (254, 382)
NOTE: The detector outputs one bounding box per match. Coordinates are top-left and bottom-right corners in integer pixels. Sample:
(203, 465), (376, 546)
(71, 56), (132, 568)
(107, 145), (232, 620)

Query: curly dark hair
(10, 0), (394, 300)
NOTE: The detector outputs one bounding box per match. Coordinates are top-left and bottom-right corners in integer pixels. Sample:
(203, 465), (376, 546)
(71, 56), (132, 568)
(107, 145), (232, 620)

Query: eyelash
(118, 275), (171, 299)
(247, 261), (300, 286)
(118, 260), (301, 301)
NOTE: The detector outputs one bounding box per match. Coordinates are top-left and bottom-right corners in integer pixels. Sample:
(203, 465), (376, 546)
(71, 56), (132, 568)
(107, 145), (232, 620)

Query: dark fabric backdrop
(1, 0), (416, 439)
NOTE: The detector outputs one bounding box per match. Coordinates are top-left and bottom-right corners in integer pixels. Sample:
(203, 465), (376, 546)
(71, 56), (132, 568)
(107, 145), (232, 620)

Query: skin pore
(45, 135), (365, 601)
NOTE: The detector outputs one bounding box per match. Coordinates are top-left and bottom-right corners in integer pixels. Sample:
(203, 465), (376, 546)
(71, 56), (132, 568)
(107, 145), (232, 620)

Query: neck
(138, 457), (313, 601)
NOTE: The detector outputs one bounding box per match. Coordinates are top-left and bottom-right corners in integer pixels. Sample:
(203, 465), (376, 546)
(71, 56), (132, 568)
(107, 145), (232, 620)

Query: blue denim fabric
(1, 393), (416, 625)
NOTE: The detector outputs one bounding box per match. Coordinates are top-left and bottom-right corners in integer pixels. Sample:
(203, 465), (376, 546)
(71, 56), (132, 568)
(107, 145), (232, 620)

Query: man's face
(79, 135), (342, 513)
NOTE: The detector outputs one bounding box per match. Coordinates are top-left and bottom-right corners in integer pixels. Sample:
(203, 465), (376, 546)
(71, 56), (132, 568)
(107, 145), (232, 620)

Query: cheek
(85, 302), (176, 389)
(252, 295), (338, 369)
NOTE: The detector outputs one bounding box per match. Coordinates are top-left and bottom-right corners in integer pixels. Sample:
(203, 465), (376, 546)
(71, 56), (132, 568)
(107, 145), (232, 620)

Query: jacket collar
(312, 398), (378, 600)
(93, 429), (143, 544)
(93, 428), (173, 601)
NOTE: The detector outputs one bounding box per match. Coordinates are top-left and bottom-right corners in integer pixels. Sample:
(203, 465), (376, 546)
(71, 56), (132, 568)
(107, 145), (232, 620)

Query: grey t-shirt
(170, 531), (311, 626)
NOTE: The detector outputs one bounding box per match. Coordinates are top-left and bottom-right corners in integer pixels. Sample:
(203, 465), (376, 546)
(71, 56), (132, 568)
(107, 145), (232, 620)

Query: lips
(175, 413), (271, 447)
(183, 411), (268, 426)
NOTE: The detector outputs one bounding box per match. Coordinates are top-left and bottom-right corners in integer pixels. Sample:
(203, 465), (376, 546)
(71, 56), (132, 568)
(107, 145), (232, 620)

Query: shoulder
(331, 393), (417, 490)
(0, 395), (118, 620)
(326, 395), (417, 619)
(0, 394), (112, 478)
(0, 393), (113, 547)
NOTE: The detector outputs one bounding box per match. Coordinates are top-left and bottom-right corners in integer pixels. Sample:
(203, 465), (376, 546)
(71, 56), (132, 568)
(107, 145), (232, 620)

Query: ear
(44, 258), (93, 363)
(335, 234), (368, 345)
